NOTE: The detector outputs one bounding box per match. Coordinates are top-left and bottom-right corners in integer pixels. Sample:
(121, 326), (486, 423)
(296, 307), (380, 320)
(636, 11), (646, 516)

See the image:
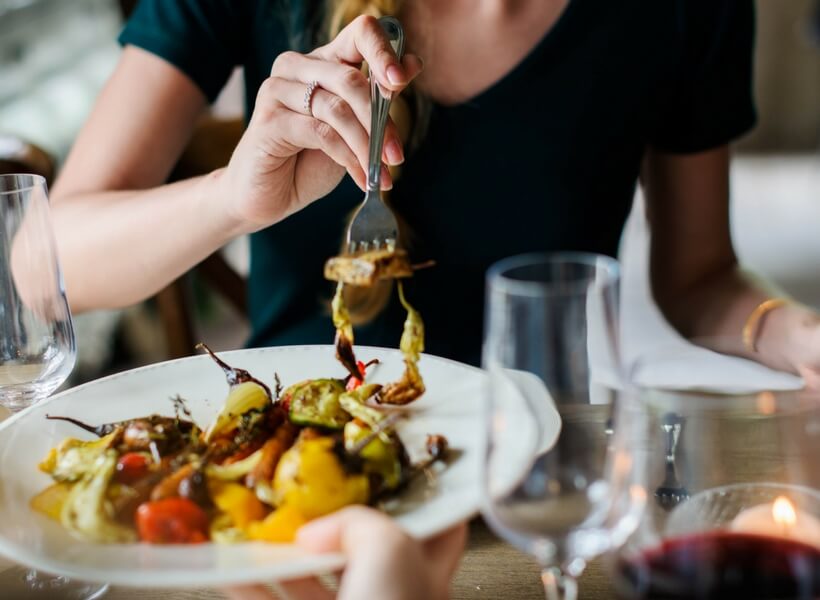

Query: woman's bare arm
(645, 146), (820, 377)
(51, 46), (242, 312)
(51, 17), (421, 314)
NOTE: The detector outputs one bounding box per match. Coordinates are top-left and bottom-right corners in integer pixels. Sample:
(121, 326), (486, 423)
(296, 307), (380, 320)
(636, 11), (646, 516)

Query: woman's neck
(404, 0), (569, 105)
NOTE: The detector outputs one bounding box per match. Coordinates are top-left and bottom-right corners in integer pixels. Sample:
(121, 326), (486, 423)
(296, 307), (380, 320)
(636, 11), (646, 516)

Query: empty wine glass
(482, 253), (646, 600)
(610, 339), (820, 599)
(0, 174), (107, 598)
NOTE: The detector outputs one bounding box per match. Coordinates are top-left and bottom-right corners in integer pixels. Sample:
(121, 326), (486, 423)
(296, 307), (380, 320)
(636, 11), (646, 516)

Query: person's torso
(242, 0), (691, 364)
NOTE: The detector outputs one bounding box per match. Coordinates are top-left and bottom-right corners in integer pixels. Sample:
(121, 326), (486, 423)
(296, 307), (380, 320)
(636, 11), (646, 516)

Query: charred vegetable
(284, 378), (348, 429)
(61, 450), (137, 543)
(380, 282), (426, 404)
(324, 248), (414, 286)
(198, 343), (273, 443)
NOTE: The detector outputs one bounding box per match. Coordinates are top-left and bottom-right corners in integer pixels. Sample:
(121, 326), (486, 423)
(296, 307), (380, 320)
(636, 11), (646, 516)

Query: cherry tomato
(345, 361), (368, 391)
(135, 497), (210, 544)
(115, 452), (151, 485)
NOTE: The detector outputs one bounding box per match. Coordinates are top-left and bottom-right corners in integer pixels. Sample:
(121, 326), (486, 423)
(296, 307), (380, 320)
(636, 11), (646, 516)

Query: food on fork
(324, 248), (413, 287)
(32, 336), (446, 545)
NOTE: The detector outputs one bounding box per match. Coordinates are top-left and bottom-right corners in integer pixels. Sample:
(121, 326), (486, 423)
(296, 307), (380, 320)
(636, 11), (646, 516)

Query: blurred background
(0, 0), (818, 384)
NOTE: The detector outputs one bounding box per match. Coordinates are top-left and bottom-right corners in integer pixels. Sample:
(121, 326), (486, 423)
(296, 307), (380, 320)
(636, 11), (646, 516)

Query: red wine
(614, 531), (820, 599)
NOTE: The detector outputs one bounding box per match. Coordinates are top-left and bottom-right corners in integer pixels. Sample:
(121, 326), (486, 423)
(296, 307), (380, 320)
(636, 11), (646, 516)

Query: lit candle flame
(772, 496), (797, 527)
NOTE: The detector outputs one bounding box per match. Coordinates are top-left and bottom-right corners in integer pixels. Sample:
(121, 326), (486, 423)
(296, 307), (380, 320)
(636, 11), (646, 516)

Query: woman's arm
(51, 17), (422, 314)
(51, 46), (240, 312)
(645, 146), (820, 380)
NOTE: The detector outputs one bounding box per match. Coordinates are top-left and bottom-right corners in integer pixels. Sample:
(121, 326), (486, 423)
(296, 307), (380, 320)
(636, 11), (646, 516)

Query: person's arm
(645, 145), (820, 383)
(51, 47), (239, 312)
(50, 16), (422, 314)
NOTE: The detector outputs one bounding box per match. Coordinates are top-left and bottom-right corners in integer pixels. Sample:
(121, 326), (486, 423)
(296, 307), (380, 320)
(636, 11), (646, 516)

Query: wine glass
(0, 174), (107, 598)
(482, 252), (646, 600)
(610, 339), (820, 599)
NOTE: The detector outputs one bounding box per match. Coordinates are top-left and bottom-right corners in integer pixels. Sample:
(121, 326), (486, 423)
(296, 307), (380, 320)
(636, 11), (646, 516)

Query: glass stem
(541, 566), (577, 600)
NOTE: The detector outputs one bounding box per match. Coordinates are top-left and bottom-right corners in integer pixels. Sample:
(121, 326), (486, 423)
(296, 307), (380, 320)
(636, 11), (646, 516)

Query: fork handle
(367, 17), (406, 193)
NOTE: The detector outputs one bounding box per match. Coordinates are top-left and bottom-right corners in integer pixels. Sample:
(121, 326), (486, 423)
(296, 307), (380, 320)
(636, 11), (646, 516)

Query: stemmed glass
(0, 174), (107, 598)
(481, 253), (646, 600)
(609, 340), (820, 599)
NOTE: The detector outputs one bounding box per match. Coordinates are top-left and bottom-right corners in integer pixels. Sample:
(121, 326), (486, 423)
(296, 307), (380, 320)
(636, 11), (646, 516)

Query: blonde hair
(325, 0), (427, 326)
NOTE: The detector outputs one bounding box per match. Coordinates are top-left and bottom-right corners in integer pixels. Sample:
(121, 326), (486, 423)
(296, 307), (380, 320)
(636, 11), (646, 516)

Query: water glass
(482, 253), (645, 600)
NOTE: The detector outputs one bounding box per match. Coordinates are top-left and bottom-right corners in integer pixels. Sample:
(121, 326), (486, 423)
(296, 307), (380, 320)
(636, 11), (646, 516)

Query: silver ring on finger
(303, 80), (319, 117)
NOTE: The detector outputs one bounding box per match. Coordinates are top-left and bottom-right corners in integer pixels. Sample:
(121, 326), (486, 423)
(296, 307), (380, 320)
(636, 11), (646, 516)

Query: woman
(50, 0), (820, 378)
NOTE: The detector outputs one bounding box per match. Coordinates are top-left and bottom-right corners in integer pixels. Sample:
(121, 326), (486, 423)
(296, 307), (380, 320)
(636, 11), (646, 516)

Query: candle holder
(609, 338), (820, 600)
(667, 483), (820, 546)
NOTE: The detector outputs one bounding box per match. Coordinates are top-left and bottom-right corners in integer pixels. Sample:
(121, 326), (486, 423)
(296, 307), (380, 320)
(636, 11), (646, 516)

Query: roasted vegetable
(210, 481), (268, 529)
(285, 378), (348, 429)
(338, 384), (387, 434)
(273, 434), (369, 519)
(246, 421), (299, 489)
(34, 275), (444, 547)
(39, 432), (119, 483)
(205, 448), (263, 481)
(324, 248), (414, 287)
(30, 482), (73, 521)
(246, 504), (307, 543)
(60, 450), (137, 543)
(344, 419), (402, 490)
(198, 343), (274, 443)
(204, 381), (271, 442)
(381, 282), (425, 404)
(135, 497), (209, 544)
(115, 452), (153, 485)
(332, 282), (360, 380)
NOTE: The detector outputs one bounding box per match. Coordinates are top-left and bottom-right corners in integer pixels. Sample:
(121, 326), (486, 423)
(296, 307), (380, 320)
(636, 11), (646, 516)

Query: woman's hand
(218, 15), (423, 234)
(223, 506), (467, 600)
(762, 305), (820, 390)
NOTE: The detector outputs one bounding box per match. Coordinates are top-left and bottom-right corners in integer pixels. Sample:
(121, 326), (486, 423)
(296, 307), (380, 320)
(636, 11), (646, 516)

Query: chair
(0, 134), (55, 185)
(158, 116), (248, 358)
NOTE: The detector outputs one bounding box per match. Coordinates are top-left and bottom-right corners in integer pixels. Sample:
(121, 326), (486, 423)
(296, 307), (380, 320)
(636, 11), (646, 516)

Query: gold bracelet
(742, 298), (789, 353)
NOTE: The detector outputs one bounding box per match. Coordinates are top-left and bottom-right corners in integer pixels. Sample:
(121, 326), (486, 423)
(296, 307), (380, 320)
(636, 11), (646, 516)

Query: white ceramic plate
(0, 345), (496, 588)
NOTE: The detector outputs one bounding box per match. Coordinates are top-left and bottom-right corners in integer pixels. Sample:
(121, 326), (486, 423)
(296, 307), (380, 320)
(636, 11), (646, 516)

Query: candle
(730, 495), (820, 548)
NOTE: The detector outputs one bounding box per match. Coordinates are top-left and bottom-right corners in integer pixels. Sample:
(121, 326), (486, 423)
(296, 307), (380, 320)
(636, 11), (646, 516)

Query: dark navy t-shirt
(120, 0), (756, 366)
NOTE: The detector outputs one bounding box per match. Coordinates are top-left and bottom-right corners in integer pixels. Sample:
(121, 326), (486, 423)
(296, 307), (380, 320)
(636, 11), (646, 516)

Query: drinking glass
(0, 174), (107, 598)
(610, 339), (820, 599)
(482, 252), (646, 600)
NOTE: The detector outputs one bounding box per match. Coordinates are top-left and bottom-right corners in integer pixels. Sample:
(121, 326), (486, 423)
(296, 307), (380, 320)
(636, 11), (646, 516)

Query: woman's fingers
(264, 109), (376, 190)
(313, 15), (423, 92)
(270, 53), (404, 166)
(264, 77), (371, 175)
(423, 522), (468, 587)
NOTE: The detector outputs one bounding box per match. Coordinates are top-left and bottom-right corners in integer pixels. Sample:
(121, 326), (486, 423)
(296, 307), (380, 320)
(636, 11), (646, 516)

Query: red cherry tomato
(115, 452), (151, 485)
(345, 360), (368, 391)
(135, 497), (210, 544)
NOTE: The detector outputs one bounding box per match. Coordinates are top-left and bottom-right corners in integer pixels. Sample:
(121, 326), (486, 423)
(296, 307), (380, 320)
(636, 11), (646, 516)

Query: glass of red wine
(612, 339), (820, 600)
(482, 253), (646, 600)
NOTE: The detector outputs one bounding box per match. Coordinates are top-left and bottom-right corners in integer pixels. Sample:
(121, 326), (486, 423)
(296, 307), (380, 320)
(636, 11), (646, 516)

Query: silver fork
(345, 16), (405, 254)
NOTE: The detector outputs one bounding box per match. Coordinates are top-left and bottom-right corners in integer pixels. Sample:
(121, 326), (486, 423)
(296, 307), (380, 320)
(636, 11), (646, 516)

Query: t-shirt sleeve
(118, 0), (248, 103)
(650, 0), (757, 153)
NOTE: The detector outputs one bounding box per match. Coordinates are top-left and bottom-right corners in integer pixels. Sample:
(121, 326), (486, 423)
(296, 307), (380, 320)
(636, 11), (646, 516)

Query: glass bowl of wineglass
(0, 174), (106, 598)
(611, 339), (820, 600)
(482, 253), (647, 600)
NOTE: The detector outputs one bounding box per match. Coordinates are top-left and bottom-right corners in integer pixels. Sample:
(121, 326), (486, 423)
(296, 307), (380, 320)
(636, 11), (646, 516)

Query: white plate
(0, 345), (494, 588)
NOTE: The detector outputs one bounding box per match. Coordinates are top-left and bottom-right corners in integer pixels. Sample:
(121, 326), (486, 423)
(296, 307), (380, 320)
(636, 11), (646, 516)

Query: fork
(654, 412), (690, 511)
(345, 16), (405, 254)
